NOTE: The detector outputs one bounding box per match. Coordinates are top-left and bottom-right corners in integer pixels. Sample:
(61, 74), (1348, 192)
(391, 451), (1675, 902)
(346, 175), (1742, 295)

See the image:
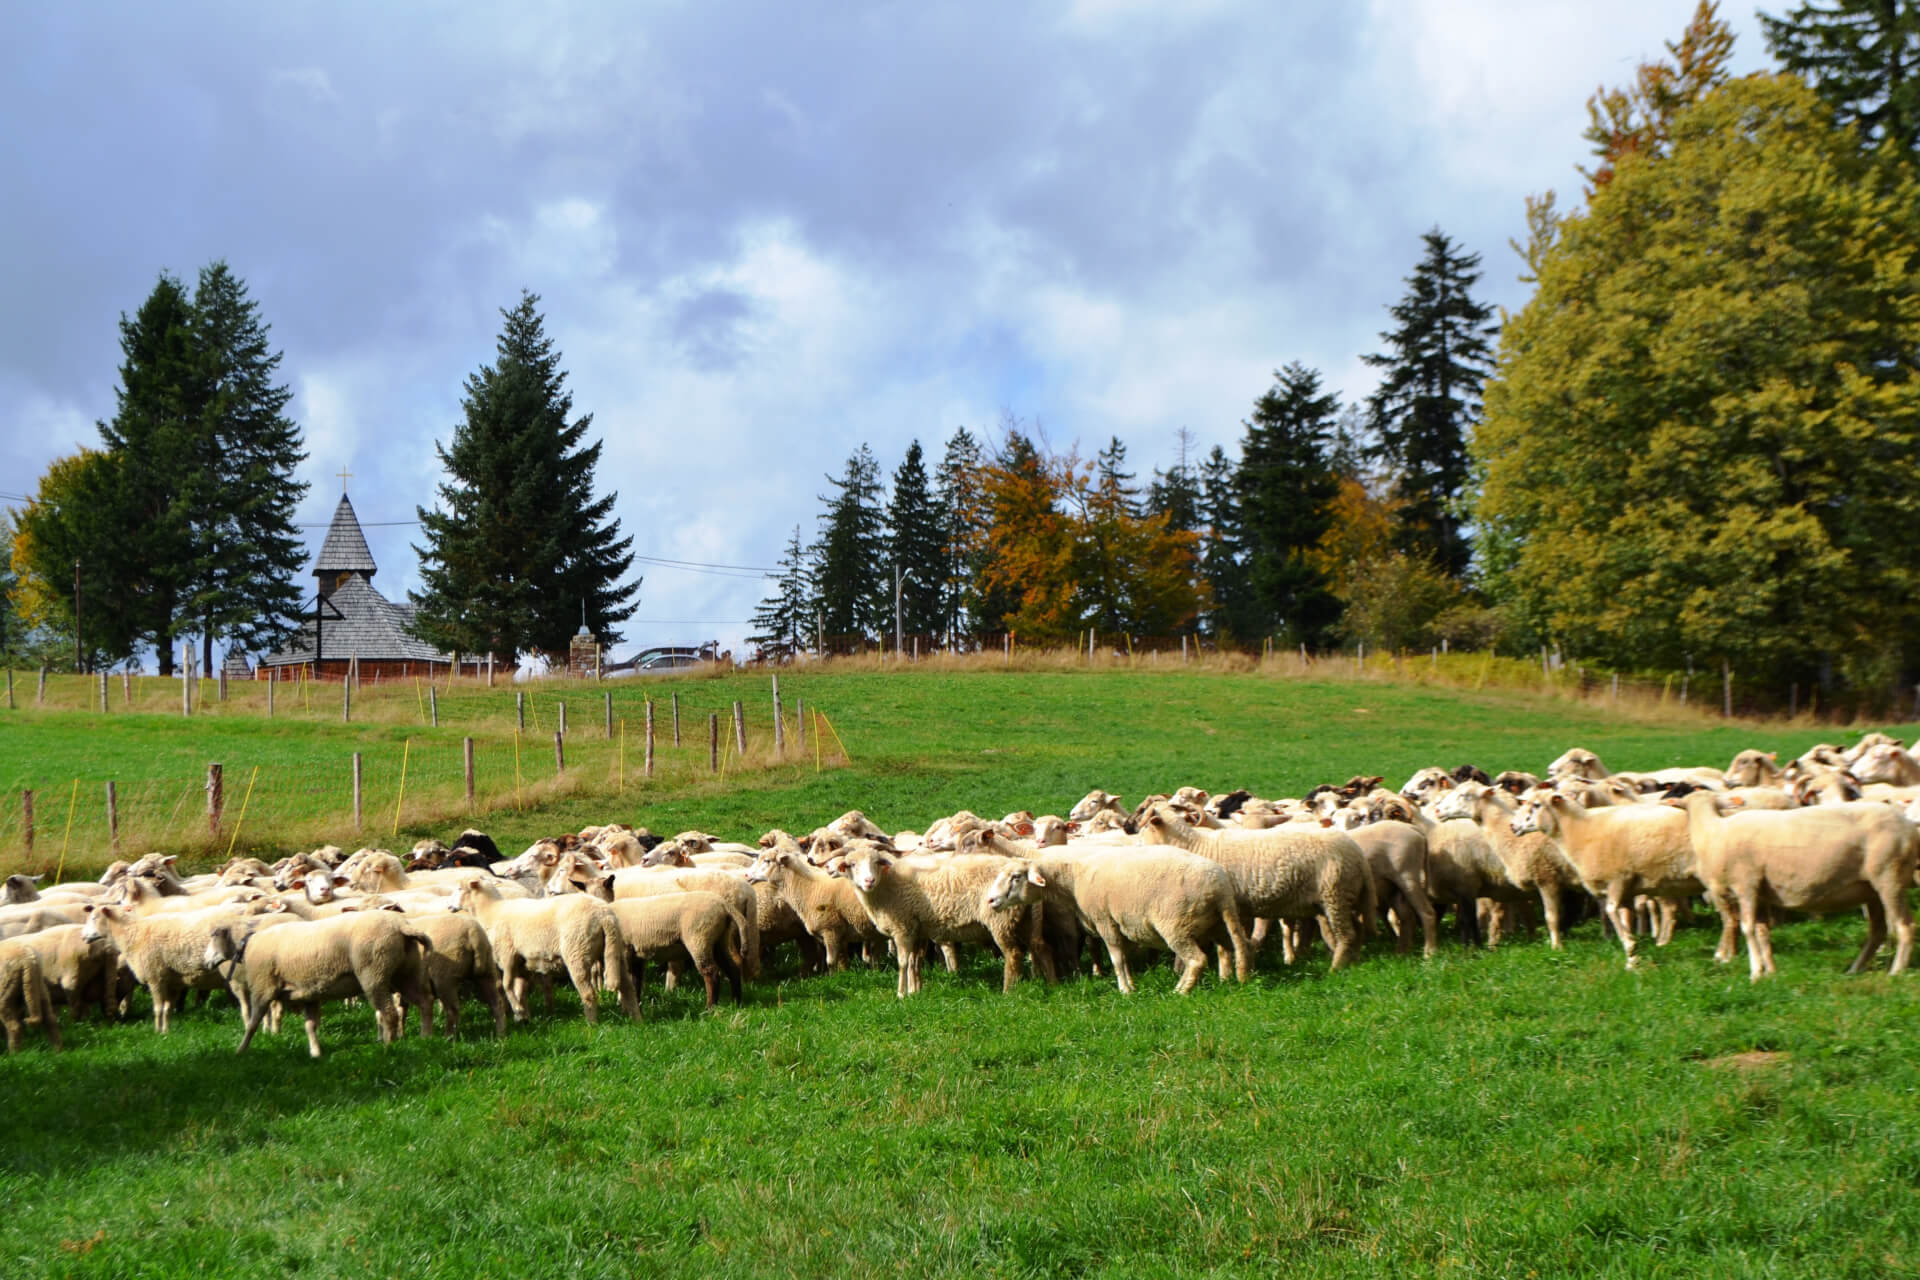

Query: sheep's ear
(162, 856), (178, 867)
(82, 903), (95, 915)
(1027, 867), (1047, 888)
(1319, 818), (1333, 827)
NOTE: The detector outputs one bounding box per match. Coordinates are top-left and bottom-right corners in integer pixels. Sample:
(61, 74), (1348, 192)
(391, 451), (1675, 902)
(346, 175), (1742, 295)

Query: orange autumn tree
(975, 430), (1208, 642)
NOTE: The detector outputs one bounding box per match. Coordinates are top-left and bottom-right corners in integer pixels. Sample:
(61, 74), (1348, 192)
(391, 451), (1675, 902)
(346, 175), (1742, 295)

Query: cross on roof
(337, 466), (353, 492)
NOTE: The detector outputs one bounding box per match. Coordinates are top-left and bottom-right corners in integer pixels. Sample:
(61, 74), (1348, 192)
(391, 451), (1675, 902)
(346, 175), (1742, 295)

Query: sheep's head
(985, 861), (1046, 911)
(1068, 790), (1122, 822)
(1138, 807), (1176, 845)
(3, 873), (42, 904)
(1547, 748), (1605, 781)
(1430, 784), (1481, 822)
(640, 841), (694, 869)
(848, 850), (894, 893)
(1399, 767), (1454, 801)
(1366, 793), (1418, 825)
(1509, 795), (1554, 836)
(1450, 764), (1492, 786)
(80, 903), (125, 942)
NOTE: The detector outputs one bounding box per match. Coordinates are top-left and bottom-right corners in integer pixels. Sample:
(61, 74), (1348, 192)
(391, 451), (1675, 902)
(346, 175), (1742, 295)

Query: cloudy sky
(0, 1), (1773, 660)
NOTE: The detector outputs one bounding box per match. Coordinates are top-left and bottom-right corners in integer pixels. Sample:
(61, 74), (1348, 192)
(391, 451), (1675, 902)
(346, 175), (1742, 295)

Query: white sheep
(1511, 792), (1733, 969)
(841, 845), (1055, 997)
(17, 923), (124, 1021)
(0, 939), (62, 1053)
(208, 912), (436, 1057)
(406, 911), (507, 1038)
(80, 900), (276, 1031)
(1432, 783), (1581, 949)
(1138, 807), (1376, 970)
(454, 877), (641, 1024)
(744, 841), (888, 971)
(1670, 792), (1917, 980)
(609, 890), (747, 1008)
(1340, 820), (1439, 957)
(610, 866), (764, 979)
(982, 846), (1251, 993)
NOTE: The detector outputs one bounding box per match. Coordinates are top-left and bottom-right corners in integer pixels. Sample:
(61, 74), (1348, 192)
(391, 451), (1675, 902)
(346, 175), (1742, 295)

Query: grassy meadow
(2, 662), (1917, 1277)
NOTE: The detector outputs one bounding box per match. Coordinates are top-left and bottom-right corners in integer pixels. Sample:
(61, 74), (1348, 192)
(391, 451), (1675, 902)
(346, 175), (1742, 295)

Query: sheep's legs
(1402, 884), (1439, 958)
(1103, 937), (1134, 994)
(1736, 896), (1767, 981)
(1170, 942), (1208, 994)
(938, 943), (960, 973)
(1607, 888), (1640, 968)
(302, 1002), (325, 1058)
(1538, 886), (1565, 950)
(1848, 899), (1888, 975)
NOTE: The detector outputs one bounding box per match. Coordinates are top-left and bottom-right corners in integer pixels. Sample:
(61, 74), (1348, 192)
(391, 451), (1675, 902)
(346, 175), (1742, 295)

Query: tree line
(751, 227), (1495, 659)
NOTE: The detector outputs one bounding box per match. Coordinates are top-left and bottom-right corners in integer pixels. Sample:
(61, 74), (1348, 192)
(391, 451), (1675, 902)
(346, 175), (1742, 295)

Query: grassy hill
(1, 666), (1915, 1277)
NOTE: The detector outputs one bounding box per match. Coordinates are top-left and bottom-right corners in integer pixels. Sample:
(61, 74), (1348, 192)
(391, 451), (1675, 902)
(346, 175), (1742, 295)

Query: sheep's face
(985, 863), (1042, 911)
(1547, 749), (1604, 781)
(1067, 790), (1120, 823)
(1431, 786), (1479, 822)
(743, 857), (773, 885)
(3, 873), (41, 904)
(1509, 798), (1549, 837)
(850, 854), (891, 893)
(1400, 768), (1453, 802)
(80, 905), (119, 942)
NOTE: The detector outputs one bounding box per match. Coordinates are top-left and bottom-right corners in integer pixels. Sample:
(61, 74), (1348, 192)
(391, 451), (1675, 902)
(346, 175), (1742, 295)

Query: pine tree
(885, 441), (945, 644)
(1236, 363), (1343, 646)
(813, 444), (886, 647)
(1196, 444), (1246, 640)
(935, 427), (986, 644)
(411, 292), (639, 658)
(95, 273), (200, 674)
(1146, 428), (1202, 535)
(1363, 230), (1496, 579)
(748, 525), (813, 661)
(181, 262), (309, 671)
(1763, 0), (1920, 160)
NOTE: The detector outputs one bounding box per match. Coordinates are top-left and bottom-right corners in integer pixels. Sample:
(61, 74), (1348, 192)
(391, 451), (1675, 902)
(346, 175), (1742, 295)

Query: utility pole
(894, 565), (904, 660)
(73, 559), (82, 674)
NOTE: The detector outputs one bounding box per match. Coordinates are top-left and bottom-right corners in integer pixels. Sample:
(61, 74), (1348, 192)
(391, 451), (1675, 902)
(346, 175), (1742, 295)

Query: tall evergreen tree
(1363, 229), (1496, 579)
(747, 525), (813, 661)
(1146, 428), (1202, 535)
(1196, 444), (1246, 640)
(411, 291), (639, 658)
(813, 444), (886, 646)
(934, 426), (986, 644)
(181, 261), (309, 671)
(1235, 363), (1343, 646)
(885, 441), (945, 642)
(1763, 0), (1920, 160)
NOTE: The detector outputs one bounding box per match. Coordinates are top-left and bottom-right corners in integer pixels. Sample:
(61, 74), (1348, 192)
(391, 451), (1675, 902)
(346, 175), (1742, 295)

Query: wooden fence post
(487, 652), (496, 688)
(105, 781), (118, 852)
(429, 686), (439, 727)
(352, 752), (363, 832)
(206, 763), (223, 838)
(1611, 673), (1619, 701)
(123, 670), (131, 706)
(554, 730), (565, 776)
(708, 713), (719, 772)
(557, 701), (567, 738)
(218, 666), (228, 703)
(266, 673), (274, 718)
(672, 692), (681, 746)
(1790, 682), (1799, 718)
(37, 665), (47, 704)
(5, 668), (12, 709)
(516, 690), (526, 732)
(464, 737), (475, 808)
(98, 671), (107, 712)
(342, 667), (352, 721)
(733, 700), (746, 756)
(644, 700), (656, 778)
(772, 674), (784, 755)
(21, 789), (33, 855)
(1722, 659), (1733, 719)
(604, 690), (613, 738)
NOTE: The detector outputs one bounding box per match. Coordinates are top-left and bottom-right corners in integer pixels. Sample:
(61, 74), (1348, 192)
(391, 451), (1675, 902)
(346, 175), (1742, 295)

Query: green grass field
(2, 668), (1916, 1278)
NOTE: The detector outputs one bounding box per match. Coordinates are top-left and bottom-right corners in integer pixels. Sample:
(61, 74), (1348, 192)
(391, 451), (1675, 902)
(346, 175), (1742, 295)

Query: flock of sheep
(1, 732), (1915, 1056)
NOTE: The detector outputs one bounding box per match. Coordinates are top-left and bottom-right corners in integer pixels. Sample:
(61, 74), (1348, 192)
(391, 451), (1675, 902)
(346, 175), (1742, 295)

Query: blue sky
(0, 1), (1772, 660)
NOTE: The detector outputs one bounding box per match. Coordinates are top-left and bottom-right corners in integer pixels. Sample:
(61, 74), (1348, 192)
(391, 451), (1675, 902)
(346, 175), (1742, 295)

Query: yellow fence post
(53, 779), (78, 884)
(226, 766), (260, 859)
(391, 738), (412, 838)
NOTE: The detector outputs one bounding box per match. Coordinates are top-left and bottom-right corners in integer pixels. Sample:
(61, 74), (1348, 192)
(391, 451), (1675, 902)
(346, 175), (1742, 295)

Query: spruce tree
(1146, 428), (1202, 535)
(935, 426), (986, 644)
(181, 262), (309, 671)
(813, 444), (886, 646)
(1081, 436), (1142, 633)
(1236, 363), (1343, 646)
(411, 291), (639, 658)
(748, 525), (813, 660)
(1196, 444), (1246, 640)
(1363, 229), (1496, 579)
(1763, 0), (1920, 160)
(885, 441), (945, 643)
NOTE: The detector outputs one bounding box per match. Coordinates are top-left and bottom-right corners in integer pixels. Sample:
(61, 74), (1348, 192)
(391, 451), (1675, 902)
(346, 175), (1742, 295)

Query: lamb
(609, 890), (746, 1008)
(744, 844), (888, 971)
(207, 912), (436, 1057)
(1412, 810), (1527, 948)
(17, 923), (124, 1021)
(1724, 750), (1784, 789)
(453, 877), (641, 1024)
(840, 845), (1055, 996)
(406, 912), (507, 1038)
(1547, 747), (1724, 790)
(1670, 791), (1916, 980)
(1068, 790), (1126, 823)
(1432, 783), (1581, 948)
(1339, 820), (1438, 957)
(981, 846), (1251, 994)
(1399, 768), (1456, 804)
(1848, 744), (1920, 787)
(80, 900), (277, 1031)
(1138, 807), (1376, 970)
(610, 866), (763, 979)
(1510, 792), (1732, 969)
(0, 940), (62, 1053)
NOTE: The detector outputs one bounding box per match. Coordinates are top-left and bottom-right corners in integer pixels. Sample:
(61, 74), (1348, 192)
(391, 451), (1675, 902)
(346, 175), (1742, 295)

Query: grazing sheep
(1139, 808), (1376, 970)
(982, 847), (1251, 994)
(1724, 750), (1783, 789)
(1399, 768), (1456, 804)
(841, 846), (1055, 997)
(1511, 793), (1731, 969)
(745, 844), (888, 971)
(1670, 792), (1917, 980)
(208, 913), (435, 1057)
(1068, 790), (1126, 823)
(1849, 744), (1920, 788)
(1341, 820), (1438, 957)
(0, 940), (62, 1053)
(610, 867), (764, 979)
(610, 891), (746, 1008)
(454, 878), (641, 1024)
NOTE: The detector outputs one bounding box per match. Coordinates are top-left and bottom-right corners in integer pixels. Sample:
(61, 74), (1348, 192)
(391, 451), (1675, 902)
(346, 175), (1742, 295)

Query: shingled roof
(315, 493), (378, 576)
(261, 575), (445, 666)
